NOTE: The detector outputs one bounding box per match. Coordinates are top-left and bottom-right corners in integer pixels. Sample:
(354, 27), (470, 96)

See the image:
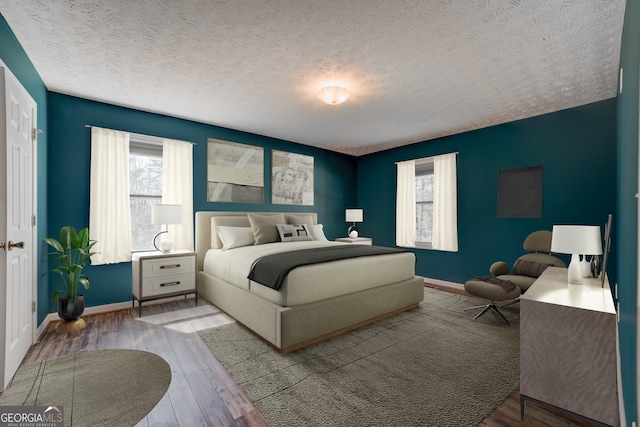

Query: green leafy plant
(44, 226), (97, 303)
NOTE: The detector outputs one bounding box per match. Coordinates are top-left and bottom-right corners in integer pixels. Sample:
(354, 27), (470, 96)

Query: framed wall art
(207, 138), (264, 203)
(271, 150), (314, 206)
(497, 165), (543, 218)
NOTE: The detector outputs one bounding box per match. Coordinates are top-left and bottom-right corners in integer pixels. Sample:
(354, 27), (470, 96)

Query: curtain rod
(84, 125), (196, 145)
(395, 152), (459, 164)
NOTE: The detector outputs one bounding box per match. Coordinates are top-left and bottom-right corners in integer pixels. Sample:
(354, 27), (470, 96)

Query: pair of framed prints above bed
(206, 138), (314, 206)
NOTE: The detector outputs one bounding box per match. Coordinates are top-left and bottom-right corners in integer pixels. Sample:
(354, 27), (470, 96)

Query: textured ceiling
(0, 0), (626, 156)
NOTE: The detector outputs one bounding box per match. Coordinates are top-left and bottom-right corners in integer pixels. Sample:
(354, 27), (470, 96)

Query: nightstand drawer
(142, 274), (195, 298)
(142, 255), (195, 278)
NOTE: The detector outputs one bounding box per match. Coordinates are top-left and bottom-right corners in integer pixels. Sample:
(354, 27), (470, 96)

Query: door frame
(29, 75), (38, 344)
(0, 58), (38, 382)
(637, 63), (640, 427)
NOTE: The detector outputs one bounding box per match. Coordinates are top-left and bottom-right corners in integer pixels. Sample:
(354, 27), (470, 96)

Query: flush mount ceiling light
(318, 81), (350, 105)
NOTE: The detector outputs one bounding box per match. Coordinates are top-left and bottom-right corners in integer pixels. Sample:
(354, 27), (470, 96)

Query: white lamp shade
(345, 209), (364, 223)
(551, 225), (603, 255)
(151, 204), (182, 225)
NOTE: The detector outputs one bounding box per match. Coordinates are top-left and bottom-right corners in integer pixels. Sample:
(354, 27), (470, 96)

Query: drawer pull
(160, 264), (181, 269)
(160, 281), (181, 287)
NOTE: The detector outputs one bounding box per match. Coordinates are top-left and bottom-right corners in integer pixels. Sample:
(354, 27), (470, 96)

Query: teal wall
(1, 8), (637, 423)
(47, 92), (357, 310)
(357, 99), (617, 284)
(617, 1), (639, 424)
(0, 14), (50, 323)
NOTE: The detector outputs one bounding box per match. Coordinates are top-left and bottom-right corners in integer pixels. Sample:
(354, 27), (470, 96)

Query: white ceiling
(0, 0), (626, 156)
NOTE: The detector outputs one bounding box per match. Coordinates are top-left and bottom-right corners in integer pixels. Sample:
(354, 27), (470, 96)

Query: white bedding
(203, 240), (338, 290)
(202, 241), (416, 307)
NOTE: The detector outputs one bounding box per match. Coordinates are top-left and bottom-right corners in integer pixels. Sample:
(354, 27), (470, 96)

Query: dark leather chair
(490, 230), (566, 294)
(464, 230), (566, 326)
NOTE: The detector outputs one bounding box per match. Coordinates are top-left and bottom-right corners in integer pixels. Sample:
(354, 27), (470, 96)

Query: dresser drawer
(142, 274), (196, 298)
(142, 255), (195, 278)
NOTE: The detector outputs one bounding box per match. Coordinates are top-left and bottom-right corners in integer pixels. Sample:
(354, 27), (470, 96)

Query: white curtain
(162, 139), (194, 251)
(432, 152), (458, 252)
(89, 127), (132, 265)
(396, 160), (416, 247)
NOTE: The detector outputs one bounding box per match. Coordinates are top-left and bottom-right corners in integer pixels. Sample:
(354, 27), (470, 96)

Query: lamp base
(580, 255), (591, 277)
(347, 225), (358, 238)
(159, 239), (173, 252)
(567, 253), (583, 284)
(153, 231), (173, 253)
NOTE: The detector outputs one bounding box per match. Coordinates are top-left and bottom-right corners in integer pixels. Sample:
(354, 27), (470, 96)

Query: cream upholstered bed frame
(195, 211), (425, 353)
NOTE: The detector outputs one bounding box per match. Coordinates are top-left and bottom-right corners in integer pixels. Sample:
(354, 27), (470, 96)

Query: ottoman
(464, 276), (521, 326)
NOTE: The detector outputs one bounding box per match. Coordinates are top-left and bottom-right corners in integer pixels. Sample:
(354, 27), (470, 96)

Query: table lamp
(345, 208), (363, 238)
(151, 204), (182, 252)
(550, 225), (602, 284)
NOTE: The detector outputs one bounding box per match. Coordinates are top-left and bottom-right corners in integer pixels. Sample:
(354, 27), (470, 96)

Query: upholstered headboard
(195, 211), (318, 271)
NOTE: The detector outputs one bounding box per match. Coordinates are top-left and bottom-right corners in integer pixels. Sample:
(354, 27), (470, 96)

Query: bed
(195, 211), (424, 352)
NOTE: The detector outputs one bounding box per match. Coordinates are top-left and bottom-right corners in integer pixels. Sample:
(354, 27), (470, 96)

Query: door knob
(7, 241), (24, 251)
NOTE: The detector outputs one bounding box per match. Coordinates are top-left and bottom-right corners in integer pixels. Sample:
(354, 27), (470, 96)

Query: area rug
(198, 287), (520, 427)
(0, 349), (171, 427)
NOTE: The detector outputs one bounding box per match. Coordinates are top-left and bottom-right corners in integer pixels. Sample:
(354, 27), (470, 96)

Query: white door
(0, 63), (36, 391)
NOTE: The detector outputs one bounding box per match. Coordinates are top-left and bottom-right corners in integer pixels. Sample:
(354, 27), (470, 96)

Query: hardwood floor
(21, 300), (269, 427)
(10, 288), (590, 426)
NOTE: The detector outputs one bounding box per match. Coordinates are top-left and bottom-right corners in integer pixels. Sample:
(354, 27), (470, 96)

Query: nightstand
(335, 237), (373, 245)
(132, 250), (197, 316)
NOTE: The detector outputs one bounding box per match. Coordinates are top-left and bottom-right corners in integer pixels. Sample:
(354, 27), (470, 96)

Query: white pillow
(310, 224), (328, 241)
(276, 224), (313, 242)
(216, 226), (255, 250)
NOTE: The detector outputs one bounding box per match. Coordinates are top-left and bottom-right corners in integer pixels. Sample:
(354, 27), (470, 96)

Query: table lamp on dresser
(550, 225), (602, 285)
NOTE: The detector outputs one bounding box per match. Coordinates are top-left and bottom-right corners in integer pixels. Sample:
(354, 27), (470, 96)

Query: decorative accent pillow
(247, 213), (286, 244)
(276, 224), (313, 242)
(216, 226), (255, 250)
(513, 259), (552, 278)
(285, 213), (316, 238)
(310, 224), (328, 241)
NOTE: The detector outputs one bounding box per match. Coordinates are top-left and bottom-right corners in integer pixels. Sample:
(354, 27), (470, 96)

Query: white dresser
(520, 267), (618, 426)
(131, 250), (197, 316)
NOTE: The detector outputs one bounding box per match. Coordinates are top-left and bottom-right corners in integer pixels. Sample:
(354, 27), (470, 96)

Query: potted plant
(44, 226), (97, 320)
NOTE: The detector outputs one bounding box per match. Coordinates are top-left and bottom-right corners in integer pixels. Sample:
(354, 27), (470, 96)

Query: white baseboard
(423, 277), (464, 288)
(35, 295), (197, 341)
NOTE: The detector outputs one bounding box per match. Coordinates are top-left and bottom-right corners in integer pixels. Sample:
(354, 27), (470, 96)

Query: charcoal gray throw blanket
(471, 276), (517, 292)
(248, 245), (411, 290)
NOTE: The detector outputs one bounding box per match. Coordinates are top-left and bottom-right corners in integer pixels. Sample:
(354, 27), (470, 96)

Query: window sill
(415, 242), (433, 250)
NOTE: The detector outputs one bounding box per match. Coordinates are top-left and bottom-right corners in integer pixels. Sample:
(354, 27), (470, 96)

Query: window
(129, 138), (163, 251)
(396, 152), (458, 252)
(90, 127), (193, 264)
(415, 160), (434, 248)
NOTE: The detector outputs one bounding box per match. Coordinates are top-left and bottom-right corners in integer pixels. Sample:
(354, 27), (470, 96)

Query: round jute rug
(0, 349), (171, 427)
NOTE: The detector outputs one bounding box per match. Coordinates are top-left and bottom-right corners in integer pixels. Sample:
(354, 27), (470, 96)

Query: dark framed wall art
(497, 165), (543, 218)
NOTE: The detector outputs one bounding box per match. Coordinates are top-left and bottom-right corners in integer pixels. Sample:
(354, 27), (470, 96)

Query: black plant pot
(57, 295), (85, 320)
